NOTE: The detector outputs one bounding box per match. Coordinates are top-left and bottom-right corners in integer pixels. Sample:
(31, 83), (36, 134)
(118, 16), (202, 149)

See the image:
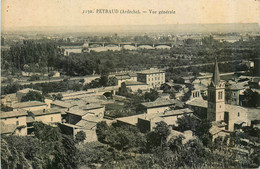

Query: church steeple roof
(211, 58), (221, 86)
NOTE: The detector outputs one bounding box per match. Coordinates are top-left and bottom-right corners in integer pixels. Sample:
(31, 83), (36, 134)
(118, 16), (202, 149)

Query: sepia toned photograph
(1, 0), (260, 168)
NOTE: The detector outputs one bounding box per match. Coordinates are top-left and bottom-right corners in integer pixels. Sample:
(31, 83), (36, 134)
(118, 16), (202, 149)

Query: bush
(75, 131), (86, 143)
(21, 91), (44, 102)
(28, 75), (40, 81)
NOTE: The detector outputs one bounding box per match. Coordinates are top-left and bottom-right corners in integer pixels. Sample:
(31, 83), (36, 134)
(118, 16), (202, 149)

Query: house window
(218, 91), (223, 100)
(51, 117), (53, 121)
(238, 112), (240, 117)
(16, 121), (19, 125)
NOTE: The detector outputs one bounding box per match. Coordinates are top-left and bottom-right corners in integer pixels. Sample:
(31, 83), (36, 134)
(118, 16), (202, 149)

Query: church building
(186, 59), (249, 132)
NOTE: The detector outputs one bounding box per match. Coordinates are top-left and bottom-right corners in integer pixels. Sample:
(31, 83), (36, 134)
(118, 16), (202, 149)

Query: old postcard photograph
(1, 0), (260, 168)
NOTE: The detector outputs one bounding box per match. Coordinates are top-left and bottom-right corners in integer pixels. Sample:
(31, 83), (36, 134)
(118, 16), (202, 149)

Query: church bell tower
(207, 59), (226, 122)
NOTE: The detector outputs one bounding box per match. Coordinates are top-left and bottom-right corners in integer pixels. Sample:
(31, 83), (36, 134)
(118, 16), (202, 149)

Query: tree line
(2, 36), (259, 77)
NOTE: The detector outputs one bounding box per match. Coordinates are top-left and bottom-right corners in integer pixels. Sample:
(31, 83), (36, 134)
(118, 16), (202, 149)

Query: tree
(195, 120), (212, 146)
(147, 121), (170, 151)
(21, 91), (44, 102)
(48, 71), (55, 79)
(225, 83), (232, 103)
(1, 137), (35, 169)
(176, 114), (200, 132)
(75, 131), (86, 143)
(1, 83), (20, 95)
(1, 122), (79, 169)
(154, 121), (171, 145)
(33, 122), (78, 169)
(96, 122), (145, 152)
(105, 125), (143, 151)
(96, 121), (109, 144)
(181, 85), (195, 102)
(1, 104), (13, 112)
(52, 93), (63, 100)
(144, 89), (159, 102)
(243, 89), (259, 107)
(168, 135), (185, 152)
(100, 72), (109, 87)
(28, 75), (40, 81)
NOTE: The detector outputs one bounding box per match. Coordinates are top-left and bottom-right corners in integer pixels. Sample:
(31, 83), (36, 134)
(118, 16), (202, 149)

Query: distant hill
(3, 23), (260, 34)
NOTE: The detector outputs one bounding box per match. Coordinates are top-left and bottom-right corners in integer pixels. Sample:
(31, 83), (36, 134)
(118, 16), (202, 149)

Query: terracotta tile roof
(79, 104), (104, 111)
(141, 99), (175, 108)
(1, 122), (16, 134)
(76, 120), (97, 130)
(229, 83), (245, 90)
(12, 101), (46, 109)
(26, 116), (34, 123)
(17, 88), (41, 94)
(117, 114), (146, 125)
(117, 108), (193, 126)
(186, 98), (248, 113)
(82, 114), (101, 123)
(3, 93), (18, 101)
(66, 108), (88, 117)
(115, 75), (131, 80)
(124, 81), (147, 86)
(138, 69), (165, 74)
(30, 108), (61, 116)
(0, 110), (28, 118)
(51, 100), (74, 108)
(186, 98), (208, 108)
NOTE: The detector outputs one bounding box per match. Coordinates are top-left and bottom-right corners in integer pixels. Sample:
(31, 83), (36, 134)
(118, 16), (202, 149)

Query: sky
(1, 0), (260, 30)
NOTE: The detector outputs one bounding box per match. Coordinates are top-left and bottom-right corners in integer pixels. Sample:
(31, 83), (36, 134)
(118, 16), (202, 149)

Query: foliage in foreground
(2, 119), (260, 169)
(1, 122), (78, 169)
